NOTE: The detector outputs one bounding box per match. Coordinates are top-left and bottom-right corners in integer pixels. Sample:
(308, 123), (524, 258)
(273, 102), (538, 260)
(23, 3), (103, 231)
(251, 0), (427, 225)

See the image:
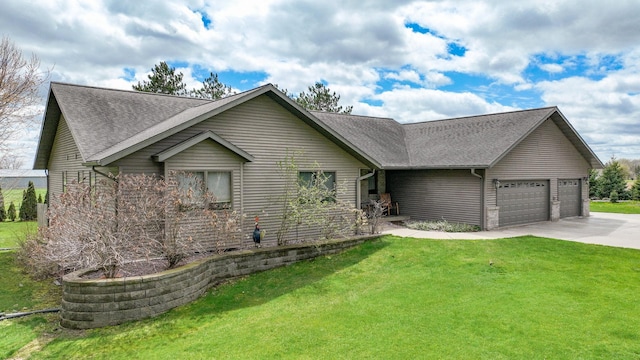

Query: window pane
(177, 172), (204, 200)
(207, 171), (231, 203)
(299, 171), (314, 187)
(324, 172), (335, 191)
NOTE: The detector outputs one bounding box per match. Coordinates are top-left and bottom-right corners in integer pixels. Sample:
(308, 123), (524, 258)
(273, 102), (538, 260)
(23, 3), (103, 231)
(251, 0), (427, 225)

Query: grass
(0, 221), (38, 248)
(590, 200), (640, 214)
(23, 235), (640, 359)
(0, 251), (62, 359)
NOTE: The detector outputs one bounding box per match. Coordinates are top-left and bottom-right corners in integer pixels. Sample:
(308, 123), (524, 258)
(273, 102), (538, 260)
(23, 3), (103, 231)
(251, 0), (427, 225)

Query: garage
(559, 179), (581, 218)
(497, 180), (549, 227)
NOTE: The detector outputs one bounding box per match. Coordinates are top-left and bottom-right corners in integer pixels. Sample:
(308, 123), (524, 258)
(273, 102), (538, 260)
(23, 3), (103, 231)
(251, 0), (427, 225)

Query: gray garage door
(497, 180), (549, 227)
(559, 179), (581, 218)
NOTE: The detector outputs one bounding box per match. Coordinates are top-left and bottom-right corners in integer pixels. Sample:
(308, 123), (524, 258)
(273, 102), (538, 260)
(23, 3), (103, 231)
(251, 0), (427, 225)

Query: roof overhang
(152, 131), (254, 163)
(33, 87), (61, 169)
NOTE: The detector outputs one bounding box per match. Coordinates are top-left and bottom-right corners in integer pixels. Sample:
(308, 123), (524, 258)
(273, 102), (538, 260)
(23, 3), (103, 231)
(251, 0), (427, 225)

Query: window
(299, 171), (336, 201)
(176, 171), (232, 209)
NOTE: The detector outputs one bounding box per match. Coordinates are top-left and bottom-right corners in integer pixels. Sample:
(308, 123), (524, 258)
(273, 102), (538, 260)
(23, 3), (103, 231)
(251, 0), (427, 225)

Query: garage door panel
(498, 180), (549, 227)
(559, 179), (581, 218)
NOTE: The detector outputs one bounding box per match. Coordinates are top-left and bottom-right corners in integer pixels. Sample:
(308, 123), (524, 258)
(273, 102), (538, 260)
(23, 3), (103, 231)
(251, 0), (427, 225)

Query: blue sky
(1, 0), (640, 168)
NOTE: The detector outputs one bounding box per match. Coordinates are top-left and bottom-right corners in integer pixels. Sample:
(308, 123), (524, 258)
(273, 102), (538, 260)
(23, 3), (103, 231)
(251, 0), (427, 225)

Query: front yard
(3, 235), (639, 359)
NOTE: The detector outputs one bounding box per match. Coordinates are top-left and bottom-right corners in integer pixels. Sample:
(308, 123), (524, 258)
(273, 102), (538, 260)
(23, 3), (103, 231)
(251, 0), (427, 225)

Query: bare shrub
(365, 200), (386, 234)
(21, 172), (243, 279)
(275, 153), (364, 245)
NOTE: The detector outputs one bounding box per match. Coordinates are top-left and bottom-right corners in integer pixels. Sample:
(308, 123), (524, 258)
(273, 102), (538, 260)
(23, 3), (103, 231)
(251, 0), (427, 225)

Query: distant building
(0, 169), (47, 189)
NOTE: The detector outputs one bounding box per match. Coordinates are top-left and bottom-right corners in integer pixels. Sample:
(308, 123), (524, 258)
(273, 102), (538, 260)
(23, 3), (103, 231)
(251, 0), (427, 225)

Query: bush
(406, 219), (480, 232)
(610, 190), (619, 203)
(7, 201), (16, 221)
(21, 173), (243, 279)
(19, 181), (37, 221)
(0, 185), (5, 222)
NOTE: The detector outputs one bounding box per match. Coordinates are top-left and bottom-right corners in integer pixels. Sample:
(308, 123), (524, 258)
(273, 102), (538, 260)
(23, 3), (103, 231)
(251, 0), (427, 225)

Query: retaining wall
(61, 236), (378, 329)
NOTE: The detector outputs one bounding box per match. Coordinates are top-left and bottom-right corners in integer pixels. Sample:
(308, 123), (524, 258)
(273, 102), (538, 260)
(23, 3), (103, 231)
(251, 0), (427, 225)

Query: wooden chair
(380, 193), (399, 216)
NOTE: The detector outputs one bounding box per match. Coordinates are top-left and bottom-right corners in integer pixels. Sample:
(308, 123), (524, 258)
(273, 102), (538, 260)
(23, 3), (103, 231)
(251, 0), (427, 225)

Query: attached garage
(313, 106), (603, 231)
(497, 180), (549, 227)
(558, 179), (582, 218)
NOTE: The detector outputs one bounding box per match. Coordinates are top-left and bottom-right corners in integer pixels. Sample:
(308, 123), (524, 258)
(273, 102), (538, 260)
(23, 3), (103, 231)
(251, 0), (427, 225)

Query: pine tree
(190, 72), (234, 99)
(8, 201), (16, 221)
(37, 193), (43, 203)
(600, 157), (629, 200)
(19, 181), (37, 221)
(294, 82), (353, 114)
(133, 61), (188, 95)
(0, 185), (5, 222)
(631, 180), (640, 201)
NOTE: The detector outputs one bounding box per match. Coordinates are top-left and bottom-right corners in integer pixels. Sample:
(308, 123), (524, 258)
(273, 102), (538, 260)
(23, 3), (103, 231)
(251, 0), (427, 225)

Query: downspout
(92, 166), (117, 183)
(356, 170), (376, 209)
(470, 169), (485, 230)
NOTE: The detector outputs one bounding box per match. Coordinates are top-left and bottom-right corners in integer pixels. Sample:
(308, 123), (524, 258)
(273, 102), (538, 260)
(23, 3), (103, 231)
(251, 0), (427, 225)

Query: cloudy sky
(2, 0), (640, 168)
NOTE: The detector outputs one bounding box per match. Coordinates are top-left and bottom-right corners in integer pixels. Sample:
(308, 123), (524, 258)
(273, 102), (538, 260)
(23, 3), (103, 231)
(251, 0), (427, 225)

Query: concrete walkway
(382, 212), (640, 250)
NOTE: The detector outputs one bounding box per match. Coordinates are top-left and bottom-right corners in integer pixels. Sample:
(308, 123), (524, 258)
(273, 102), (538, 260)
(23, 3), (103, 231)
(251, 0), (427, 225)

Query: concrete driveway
(382, 212), (640, 250)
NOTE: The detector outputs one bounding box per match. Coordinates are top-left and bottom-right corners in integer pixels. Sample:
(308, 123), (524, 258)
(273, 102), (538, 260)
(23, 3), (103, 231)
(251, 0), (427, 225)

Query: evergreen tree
(599, 157), (628, 200)
(631, 180), (640, 201)
(38, 193), (43, 203)
(0, 185), (5, 222)
(588, 168), (600, 198)
(133, 61), (188, 95)
(191, 72), (234, 99)
(294, 82), (353, 114)
(19, 181), (37, 221)
(7, 201), (16, 221)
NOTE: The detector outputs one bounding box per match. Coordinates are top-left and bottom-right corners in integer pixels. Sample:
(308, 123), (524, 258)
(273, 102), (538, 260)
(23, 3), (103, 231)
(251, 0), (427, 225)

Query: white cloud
(2, 0), (640, 165)
(540, 63), (564, 74)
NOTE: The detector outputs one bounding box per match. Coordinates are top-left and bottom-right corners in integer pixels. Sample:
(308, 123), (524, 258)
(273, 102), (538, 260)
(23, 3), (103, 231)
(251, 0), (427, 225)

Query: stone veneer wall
(61, 236), (378, 329)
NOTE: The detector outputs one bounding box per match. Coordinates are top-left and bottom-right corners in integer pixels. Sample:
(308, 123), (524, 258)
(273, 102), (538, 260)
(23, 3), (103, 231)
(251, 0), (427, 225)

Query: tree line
(0, 181), (42, 222)
(133, 61), (353, 114)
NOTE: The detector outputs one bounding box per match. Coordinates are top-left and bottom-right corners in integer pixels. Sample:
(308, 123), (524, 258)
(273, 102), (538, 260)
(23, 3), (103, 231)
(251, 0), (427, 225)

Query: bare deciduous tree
(0, 36), (48, 155)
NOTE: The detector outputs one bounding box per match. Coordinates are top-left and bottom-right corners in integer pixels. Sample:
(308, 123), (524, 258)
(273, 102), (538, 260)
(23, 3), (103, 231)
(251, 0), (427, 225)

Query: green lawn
(0, 221), (38, 248)
(26, 236), (640, 359)
(590, 200), (640, 214)
(0, 251), (61, 359)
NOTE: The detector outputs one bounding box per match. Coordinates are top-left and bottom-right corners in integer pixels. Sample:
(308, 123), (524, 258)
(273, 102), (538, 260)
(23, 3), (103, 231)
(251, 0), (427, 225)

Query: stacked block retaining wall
(61, 236), (377, 329)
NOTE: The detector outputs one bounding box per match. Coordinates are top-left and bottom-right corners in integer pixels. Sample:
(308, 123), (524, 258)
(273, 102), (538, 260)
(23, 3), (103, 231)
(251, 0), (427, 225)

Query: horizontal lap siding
(115, 95), (366, 246)
(485, 119), (590, 225)
(164, 141), (244, 250)
(47, 115), (116, 207)
(387, 169), (482, 226)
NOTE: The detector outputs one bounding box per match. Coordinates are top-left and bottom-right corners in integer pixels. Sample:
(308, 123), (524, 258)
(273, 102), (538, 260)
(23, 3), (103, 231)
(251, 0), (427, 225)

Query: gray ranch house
(34, 82), (602, 247)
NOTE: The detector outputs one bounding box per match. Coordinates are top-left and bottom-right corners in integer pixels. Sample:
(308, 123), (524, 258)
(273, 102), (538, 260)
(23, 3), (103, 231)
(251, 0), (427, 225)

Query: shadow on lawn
(176, 238), (390, 321)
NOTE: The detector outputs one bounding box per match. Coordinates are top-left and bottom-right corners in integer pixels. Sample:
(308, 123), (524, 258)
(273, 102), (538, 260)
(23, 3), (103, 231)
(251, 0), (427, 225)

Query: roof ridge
(311, 110), (396, 122)
(50, 81), (272, 103)
(404, 106), (558, 126)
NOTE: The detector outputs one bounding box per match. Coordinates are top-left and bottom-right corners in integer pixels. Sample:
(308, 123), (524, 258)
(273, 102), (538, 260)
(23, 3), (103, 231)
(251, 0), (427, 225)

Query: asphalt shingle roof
(34, 83), (602, 170)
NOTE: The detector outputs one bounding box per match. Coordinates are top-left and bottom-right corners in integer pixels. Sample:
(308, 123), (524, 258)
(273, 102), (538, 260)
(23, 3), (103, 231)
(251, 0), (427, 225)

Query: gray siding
(114, 95), (366, 246)
(47, 115), (115, 207)
(387, 169), (482, 226)
(485, 118), (590, 227)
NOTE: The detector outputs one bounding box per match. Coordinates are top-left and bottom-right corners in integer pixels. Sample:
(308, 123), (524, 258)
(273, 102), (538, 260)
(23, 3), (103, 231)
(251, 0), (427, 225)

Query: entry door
(498, 180), (549, 227)
(559, 179), (581, 218)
